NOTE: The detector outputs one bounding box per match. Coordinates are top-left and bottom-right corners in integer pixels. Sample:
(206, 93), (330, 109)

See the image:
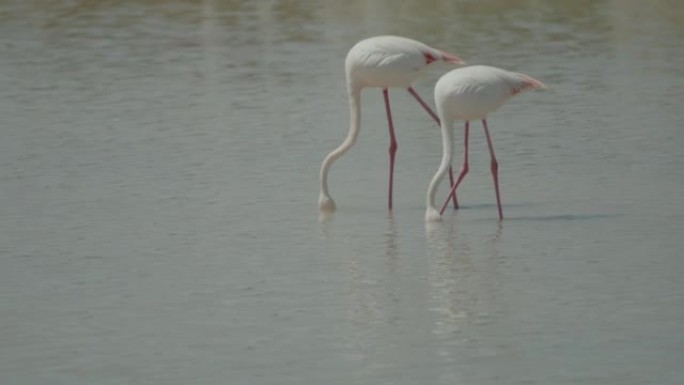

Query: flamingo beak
(440, 51), (465, 65)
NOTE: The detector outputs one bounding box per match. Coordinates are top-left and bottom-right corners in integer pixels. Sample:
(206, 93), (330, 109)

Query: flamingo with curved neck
(319, 35), (464, 212)
(426, 65), (547, 222)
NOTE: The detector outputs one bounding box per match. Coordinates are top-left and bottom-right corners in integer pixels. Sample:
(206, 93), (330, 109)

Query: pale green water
(1, 1), (683, 384)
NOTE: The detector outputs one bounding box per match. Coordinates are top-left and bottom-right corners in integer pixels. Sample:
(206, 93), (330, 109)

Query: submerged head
(319, 193), (336, 213)
(425, 206), (443, 222)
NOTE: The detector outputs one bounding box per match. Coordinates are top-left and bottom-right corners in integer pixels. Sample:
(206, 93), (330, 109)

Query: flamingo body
(435, 65), (546, 121)
(319, 36), (463, 212)
(346, 36), (457, 89)
(425, 65), (546, 222)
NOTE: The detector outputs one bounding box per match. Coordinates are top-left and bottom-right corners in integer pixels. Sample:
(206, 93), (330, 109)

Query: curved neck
(426, 116), (455, 210)
(319, 85), (362, 198)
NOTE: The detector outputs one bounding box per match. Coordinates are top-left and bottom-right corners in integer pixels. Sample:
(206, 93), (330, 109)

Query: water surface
(1, 1), (683, 384)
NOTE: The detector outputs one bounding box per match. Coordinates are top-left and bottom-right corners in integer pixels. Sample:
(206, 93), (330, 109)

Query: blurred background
(1, 1), (683, 384)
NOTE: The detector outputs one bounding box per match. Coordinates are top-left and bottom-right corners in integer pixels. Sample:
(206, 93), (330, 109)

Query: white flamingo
(318, 35), (464, 212)
(425, 65), (547, 222)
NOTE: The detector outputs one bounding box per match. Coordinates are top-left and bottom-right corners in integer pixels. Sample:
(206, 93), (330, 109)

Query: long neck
(319, 85), (362, 198)
(426, 116), (454, 211)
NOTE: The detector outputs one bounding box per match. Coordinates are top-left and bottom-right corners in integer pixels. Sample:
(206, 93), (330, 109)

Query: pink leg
(482, 119), (503, 221)
(383, 89), (397, 211)
(440, 121), (470, 214)
(406, 86), (439, 123)
(448, 168), (458, 208)
(406, 86), (458, 209)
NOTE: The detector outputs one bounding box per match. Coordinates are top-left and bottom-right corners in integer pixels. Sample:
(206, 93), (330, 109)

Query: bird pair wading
(318, 35), (546, 222)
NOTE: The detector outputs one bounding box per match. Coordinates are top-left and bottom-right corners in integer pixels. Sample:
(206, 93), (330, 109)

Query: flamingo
(425, 65), (547, 222)
(318, 35), (464, 212)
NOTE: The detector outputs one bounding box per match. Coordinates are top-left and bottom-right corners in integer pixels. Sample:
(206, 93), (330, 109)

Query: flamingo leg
(406, 86), (458, 209)
(406, 86), (439, 122)
(482, 119), (503, 220)
(440, 121), (470, 214)
(383, 88), (397, 210)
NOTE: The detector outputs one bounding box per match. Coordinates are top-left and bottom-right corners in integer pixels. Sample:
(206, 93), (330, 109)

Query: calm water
(1, 0), (683, 384)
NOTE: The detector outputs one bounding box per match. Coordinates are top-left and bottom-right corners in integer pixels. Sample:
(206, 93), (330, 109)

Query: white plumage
(346, 36), (449, 88)
(319, 35), (464, 212)
(435, 65), (546, 121)
(426, 65), (547, 222)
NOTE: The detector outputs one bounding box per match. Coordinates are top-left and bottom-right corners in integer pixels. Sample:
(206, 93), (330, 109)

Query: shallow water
(1, 0), (683, 384)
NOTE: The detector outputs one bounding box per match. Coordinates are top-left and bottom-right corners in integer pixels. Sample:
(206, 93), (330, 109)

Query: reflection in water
(425, 218), (475, 333)
(318, 209), (334, 225)
(425, 217), (510, 373)
(317, 213), (398, 378)
(424, 218), (500, 329)
(383, 213), (399, 274)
